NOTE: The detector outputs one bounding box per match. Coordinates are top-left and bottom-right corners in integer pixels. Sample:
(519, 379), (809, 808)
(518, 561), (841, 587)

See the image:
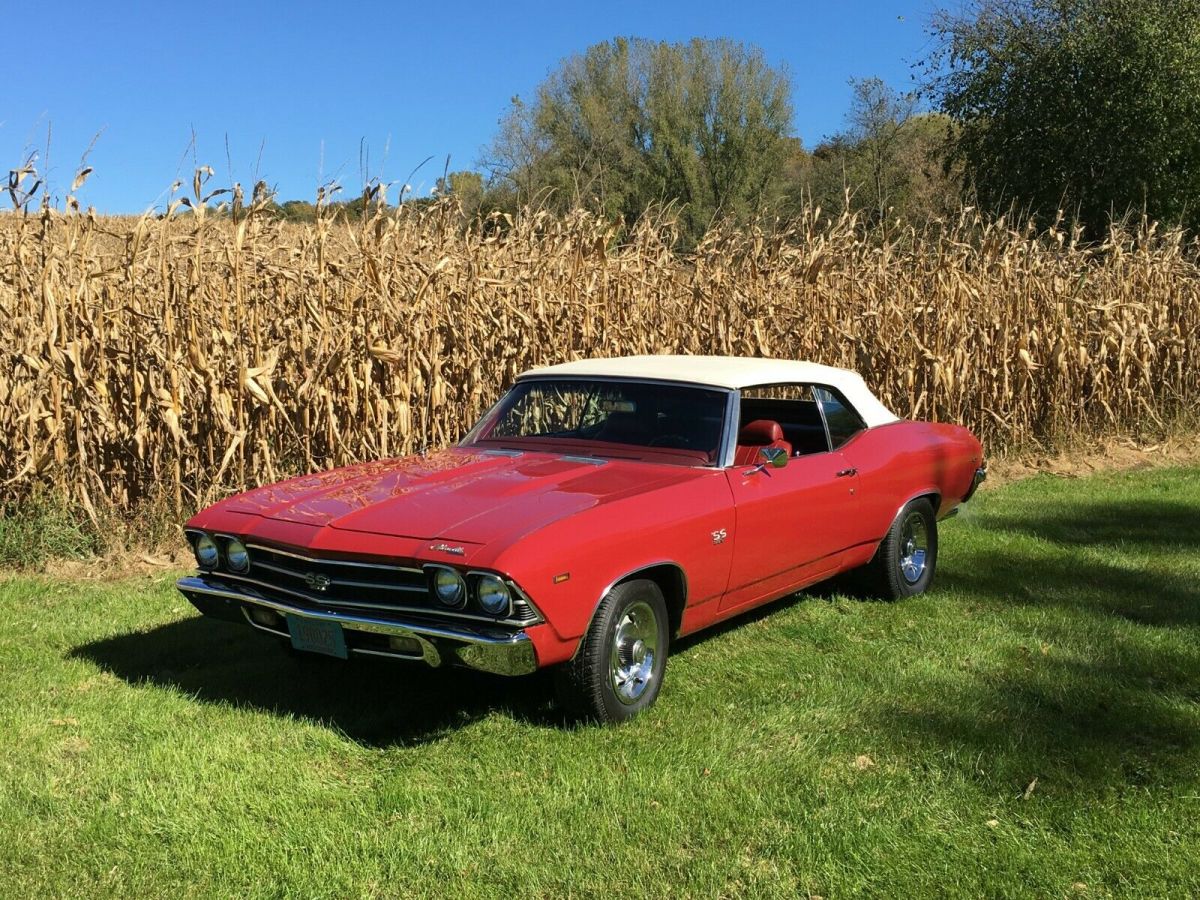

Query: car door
(812, 385), (880, 549)
(720, 385), (861, 611)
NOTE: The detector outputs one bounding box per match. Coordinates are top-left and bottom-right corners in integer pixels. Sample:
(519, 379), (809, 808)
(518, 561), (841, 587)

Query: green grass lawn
(2, 466), (1198, 898)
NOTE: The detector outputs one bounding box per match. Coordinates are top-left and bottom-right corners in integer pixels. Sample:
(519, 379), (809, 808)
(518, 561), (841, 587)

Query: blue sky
(2, 1), (935, 213)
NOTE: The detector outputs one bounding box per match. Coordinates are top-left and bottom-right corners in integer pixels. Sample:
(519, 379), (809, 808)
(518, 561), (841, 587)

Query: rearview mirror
(759, 446), (788, 469)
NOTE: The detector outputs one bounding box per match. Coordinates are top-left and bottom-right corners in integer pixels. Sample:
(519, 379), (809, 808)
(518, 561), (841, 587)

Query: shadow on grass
(70, 617), (562, 747)
(868, 639), (1200, 791)
(673, 489), (1200, 792)
(869, 496), (1200, 791)
(996, 497), (1200, 553)
(70, 493), (1200, 761)
(947, 546), (1200, 627)
(672, 593), (811, 656)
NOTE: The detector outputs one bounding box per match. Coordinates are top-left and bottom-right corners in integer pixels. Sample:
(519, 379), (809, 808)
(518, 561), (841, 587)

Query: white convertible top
(519, 355), (899, 428)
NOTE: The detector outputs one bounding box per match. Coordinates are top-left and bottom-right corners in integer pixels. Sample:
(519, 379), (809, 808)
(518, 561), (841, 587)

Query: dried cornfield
(1, 194), (1196, 516)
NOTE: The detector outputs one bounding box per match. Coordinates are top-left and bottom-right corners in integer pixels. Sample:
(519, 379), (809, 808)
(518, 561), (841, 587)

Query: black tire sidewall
(890, 498), (937, 597)
(590, 580), (670, 722)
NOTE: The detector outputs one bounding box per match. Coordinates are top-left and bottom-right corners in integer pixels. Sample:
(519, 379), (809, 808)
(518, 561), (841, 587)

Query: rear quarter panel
(842, 420), (984, 544)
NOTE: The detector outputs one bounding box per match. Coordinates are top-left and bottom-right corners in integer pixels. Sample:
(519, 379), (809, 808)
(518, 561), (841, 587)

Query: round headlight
(226, 539), (250, 573)
(431, 567), (467, 608)
(476, 575), (511, 616)
(194, 533), (219, 569)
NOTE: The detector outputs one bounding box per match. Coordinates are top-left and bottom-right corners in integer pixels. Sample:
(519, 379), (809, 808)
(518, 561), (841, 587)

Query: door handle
(836, 467), (857, 477)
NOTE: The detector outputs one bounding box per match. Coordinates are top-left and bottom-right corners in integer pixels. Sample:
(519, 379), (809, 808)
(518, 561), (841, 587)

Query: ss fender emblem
(711, 528), (727, 545)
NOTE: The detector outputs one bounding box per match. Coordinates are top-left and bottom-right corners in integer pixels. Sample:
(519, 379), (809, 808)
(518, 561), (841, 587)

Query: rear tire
(862, 498), (938, 600)
(554, 579), (669, 724)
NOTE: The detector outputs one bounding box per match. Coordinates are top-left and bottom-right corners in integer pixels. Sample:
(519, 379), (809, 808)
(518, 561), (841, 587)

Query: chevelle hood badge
(429, 542), (466, 556)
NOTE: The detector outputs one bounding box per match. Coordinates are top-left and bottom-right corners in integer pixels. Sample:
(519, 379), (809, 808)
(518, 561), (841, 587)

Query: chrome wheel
(899, 512), (928, 584)
(609, 600), (659, 705)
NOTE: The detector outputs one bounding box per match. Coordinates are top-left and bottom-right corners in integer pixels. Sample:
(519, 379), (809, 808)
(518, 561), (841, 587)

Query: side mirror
(759, 446), (789, 469)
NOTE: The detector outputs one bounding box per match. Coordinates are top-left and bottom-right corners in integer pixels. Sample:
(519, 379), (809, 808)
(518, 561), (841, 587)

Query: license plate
(286, 614), (348, 659)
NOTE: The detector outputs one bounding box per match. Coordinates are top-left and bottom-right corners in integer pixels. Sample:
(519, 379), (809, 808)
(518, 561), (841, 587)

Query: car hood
(218, 447), (704, 546)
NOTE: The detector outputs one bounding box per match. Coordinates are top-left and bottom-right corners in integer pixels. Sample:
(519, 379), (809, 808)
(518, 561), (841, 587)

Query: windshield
(462, 379), (728, 466)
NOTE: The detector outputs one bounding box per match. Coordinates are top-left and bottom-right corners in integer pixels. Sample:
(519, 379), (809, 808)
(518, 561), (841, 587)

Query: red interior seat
(734, 419), (793, 466)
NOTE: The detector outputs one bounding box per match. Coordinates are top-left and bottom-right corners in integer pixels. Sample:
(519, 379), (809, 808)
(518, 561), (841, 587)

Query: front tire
(863, 497), (938, 600)
(554, 579), (669, 724)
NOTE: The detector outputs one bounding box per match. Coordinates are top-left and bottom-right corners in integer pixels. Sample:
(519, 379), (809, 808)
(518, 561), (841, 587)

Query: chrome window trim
(515, 373), (736, 391)
(719, 390), (741, 468)
(811, 384), (867, 451)
(811, 388), (835, 454)
(737, 381), (836, 456)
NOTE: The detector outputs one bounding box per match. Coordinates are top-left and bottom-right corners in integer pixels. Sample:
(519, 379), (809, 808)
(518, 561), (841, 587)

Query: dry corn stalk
(0, 195), (1196, 514)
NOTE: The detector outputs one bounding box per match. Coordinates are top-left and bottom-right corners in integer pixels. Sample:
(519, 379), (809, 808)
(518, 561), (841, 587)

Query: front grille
(215, 542), (542, 627)
(249, 544), (428, 605)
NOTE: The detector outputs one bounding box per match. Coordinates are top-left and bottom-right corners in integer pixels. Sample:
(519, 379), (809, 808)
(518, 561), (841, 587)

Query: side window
(739, 383), (814, 412)
(814, 387), (867, 449)
(738, 383), (831, 456)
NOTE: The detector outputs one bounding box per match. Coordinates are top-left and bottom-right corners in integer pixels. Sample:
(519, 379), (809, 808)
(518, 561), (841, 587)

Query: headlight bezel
(474, 574), (512, 617)
(193, 532), (220, 570)
(426, 565), (468, 609)
(225, 538), (251, 573)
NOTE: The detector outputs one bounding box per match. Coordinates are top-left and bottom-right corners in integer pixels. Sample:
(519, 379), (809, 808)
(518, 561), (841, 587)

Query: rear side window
(814, 387), (867, 449)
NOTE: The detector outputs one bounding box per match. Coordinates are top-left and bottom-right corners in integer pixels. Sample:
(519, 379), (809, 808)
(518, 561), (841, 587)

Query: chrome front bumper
(176, 575), (538, 676)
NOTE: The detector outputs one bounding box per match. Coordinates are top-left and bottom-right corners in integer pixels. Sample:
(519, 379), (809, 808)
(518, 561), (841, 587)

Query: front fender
(490, 473), (735, 662)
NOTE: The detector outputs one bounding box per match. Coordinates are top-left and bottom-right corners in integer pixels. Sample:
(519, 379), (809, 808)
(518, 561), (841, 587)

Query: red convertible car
(178, 356), (985, 723)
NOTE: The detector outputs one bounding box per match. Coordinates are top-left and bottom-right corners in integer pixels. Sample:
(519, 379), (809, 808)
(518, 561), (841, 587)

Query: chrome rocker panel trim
(176, 575), (537, 677)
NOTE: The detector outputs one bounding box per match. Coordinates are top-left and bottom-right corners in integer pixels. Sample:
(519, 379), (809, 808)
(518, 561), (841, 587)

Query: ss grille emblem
(304, 572), (332, 592)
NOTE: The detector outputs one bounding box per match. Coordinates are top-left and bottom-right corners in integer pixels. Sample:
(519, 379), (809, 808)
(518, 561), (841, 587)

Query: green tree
(846, 78), (918, 224)
(278, 200), (317, 221)
(928, 0), (1200, 232)
(785, 79), (960, 226)
(481, 37), (794, 241)
(434, 170), (486, 218)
